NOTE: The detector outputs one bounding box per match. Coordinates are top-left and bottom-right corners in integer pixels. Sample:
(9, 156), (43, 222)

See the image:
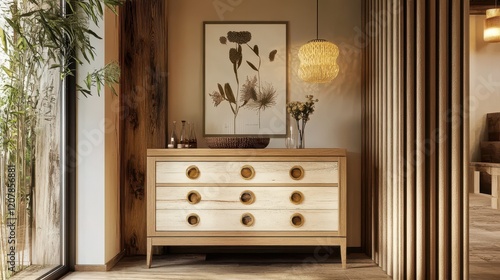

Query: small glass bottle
(168, 121), (178, 148)
(189, 122), (197, 148)
(179, 120), (188, 148)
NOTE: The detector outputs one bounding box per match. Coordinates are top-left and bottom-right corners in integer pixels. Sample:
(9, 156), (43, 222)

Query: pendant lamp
(298, 0), (340, 83)
(484, 1), (500, 42)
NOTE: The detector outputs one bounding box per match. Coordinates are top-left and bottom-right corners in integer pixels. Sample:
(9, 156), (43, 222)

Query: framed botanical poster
(204, 22), (288, 137)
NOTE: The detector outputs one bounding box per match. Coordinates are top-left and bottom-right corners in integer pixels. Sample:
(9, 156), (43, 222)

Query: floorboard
(61, 193), (500, 279)
(469, 193), (500, 280)
(62, 253), (389, 280)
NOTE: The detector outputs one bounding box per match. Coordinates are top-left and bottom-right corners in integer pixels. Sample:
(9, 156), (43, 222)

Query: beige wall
(76, 8), (121, 266)
(168, 0), (362, 247)
(470, 15), (500, 162)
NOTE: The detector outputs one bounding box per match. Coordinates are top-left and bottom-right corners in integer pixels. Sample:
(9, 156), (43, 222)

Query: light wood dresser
(146, 148), (347, 268)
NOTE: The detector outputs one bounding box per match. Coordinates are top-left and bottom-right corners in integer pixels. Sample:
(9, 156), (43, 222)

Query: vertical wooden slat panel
(391, 0), (401, 277)
(397, 1), (406, 277)
(427, 0), (438, 278)
(461, 3), (470, 276)
(363, 0), (468, 279)
(392, 3), (398, 268)
(415, 0), (426, 277)
(437, 0), (450, 278)
(371, 0), (376, 260)
(120, 0), (168, 255)
(381, 0), (388, 272)
(369, 0), (376, 260)
(361, 0), (367, 256)
(366, 0), (373, 259)
(406, 0), (416, 278)
(378, 0), (383, 267)
(374, 0), (382, 265)
(386, 0), (393, 274)
(450, 0), (463, 279)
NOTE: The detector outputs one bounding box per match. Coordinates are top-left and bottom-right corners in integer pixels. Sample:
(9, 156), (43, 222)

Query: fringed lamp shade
(298, 39), (340, 83)
(484, 8), (500, 42)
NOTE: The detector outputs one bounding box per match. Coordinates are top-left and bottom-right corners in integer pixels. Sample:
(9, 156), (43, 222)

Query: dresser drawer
(155, 161), (339, 184)
(156, 209), (339, 232)
(156, 186), (338, 210)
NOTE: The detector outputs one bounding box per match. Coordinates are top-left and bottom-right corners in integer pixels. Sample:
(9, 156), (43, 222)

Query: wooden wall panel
(120, 0), (168, 255)
(362, 0), (469, 278)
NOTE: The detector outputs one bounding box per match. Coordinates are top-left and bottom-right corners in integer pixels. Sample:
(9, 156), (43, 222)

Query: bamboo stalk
(1, 153), (6, 280)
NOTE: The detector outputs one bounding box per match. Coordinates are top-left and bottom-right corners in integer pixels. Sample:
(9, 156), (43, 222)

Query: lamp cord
(316, 0), (319, 39)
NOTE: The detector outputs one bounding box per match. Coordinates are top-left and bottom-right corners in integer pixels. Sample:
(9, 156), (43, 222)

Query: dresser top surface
(147, 148), (347, 158)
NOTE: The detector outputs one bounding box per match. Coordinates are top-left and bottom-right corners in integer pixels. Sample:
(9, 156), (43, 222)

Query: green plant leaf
(246, 61), (258, 71)
(86, 74), (92, 89)
(20, 10), (38, 17)
(224, 83), (236, 104)
(86, 28), (102, 40)
(0, 28), (7, 52)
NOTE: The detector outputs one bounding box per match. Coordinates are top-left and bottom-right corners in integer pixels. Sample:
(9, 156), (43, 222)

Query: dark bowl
(205, 137), (270, 149)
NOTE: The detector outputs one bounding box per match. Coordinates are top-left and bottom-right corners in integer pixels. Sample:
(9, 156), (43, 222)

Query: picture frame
(203, 21), (288, 137)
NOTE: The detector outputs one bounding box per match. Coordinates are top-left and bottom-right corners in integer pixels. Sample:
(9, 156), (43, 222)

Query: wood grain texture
(147, 149), (347, 268)
(155, 161), (339, 184)
(148, 148), (347, 157)
(363, 0), (468, 278)
(156, 186), (339, 210)
(33, 60), (61, 265)
(65, 253), (390, 280)
(104, 7), (121, 263)
(155, 209), (339, 231)
(120, 0), (168, 256)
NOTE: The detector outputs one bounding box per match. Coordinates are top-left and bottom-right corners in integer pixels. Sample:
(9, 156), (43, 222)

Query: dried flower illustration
(209, 91), (224, 107)
(269, 50), (277, 62)
(227, 31), (252, 44)
(240, 76), (258, 106)
(255, 83), (277, 110)
(208, 28), (279, 133)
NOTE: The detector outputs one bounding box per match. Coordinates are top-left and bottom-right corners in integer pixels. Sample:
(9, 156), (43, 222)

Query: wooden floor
(58, 193), (500, 279)
(62, 253), (389, 280)
(469, 193), (500, 280)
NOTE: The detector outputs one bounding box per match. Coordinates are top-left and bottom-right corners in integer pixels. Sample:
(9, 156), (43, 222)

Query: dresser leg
(340, 240), (347, 269)
(147, 238), (153, 268)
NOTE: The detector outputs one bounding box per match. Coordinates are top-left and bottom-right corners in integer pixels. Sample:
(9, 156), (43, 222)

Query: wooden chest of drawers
(146, 148), (347, 268)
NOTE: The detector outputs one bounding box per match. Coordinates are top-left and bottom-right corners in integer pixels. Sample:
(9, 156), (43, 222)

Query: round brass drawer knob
(187, 190), (201, 204)
(290, 191), (304, 205)
(187, 214), (200, 226)
(241, 213), (255, 227)
(186, 165), (200, 179)
(240, 190), (256, 205)
(240, 165), (255, 180)
(291, 213), (305, 227)
(289, 166), (305, 180)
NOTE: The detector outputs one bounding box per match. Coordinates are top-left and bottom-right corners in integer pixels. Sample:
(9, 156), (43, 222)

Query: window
(0, 1), (73, 278)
